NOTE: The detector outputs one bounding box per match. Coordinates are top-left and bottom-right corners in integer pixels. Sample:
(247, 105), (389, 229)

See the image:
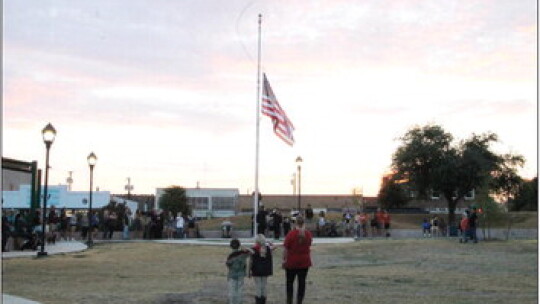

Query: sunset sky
(3, 0), (537, 197)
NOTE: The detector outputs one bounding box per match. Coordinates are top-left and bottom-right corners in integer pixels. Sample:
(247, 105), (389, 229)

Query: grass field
(2, 239), (537, 304)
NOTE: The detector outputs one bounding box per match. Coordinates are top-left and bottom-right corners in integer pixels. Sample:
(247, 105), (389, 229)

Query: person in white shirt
(176, 212), (185, 239)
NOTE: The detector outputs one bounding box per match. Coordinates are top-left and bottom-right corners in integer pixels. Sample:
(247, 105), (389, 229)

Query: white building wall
(2, 185), (110, 210)
(155, 187), (238, 218)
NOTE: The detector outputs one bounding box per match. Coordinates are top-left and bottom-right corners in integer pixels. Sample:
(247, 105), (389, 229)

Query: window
(465, 189), (475, 200)
(212, 197), (235, 211)
(188, 197), (209, 210)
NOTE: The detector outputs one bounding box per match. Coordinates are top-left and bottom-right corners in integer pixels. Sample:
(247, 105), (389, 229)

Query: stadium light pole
(296, 156), (303, 213)
(38, 123), (56, 257)
(87, 152), (97, 247)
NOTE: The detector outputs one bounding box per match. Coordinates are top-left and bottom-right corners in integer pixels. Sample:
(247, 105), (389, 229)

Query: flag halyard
(261, 73), (295, 146)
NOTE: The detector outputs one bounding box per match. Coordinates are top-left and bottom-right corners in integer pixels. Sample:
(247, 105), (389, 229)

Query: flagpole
(253, 13), (262, 238)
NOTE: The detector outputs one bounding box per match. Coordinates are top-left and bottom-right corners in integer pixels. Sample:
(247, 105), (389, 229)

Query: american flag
(261, 74), (295, 146)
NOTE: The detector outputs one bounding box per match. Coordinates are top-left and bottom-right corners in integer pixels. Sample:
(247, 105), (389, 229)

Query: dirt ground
(2, 239), (537, 304)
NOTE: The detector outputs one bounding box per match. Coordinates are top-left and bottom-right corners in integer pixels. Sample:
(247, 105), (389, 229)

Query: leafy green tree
(509, 177), (538, 211)
(489, 154), (524, 203)
(158, 186), (190, 216)
(392, 125), (453, 198)
(392, 124), (524, 225)
(377, 174), (409, 209)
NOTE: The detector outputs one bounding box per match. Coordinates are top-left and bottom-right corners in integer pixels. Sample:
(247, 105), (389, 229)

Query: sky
(2, 0), (537, 197)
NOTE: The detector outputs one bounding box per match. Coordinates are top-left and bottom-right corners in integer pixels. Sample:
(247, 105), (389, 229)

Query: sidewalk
(2, 241), (87, 259)
(2, 294), (41, 304)
(154, 237), (356, 246)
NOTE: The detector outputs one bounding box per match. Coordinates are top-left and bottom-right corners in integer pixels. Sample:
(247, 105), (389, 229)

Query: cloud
(3, 0), (536, 195)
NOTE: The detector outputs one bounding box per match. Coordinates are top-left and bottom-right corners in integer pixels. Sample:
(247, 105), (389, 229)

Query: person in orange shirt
(459, 211), (470, 243)
(357, 211), (368, 238)
(382, 210), (391, 238)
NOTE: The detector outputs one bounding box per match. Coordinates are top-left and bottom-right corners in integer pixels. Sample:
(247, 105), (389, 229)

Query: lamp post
(87, 152), (97, 247)
(296, 156), (303, 213)
(38, 123), (56, 257)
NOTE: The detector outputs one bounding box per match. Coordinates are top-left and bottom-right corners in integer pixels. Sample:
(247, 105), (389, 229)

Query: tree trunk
(505, 214), (513, 241)
(486, 212), (491, 240)
(447, 199), (457, 226)
(445, 197), (458, 236)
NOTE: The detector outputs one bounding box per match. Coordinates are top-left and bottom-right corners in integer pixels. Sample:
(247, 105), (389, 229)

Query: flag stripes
(261, 73), (295, 146)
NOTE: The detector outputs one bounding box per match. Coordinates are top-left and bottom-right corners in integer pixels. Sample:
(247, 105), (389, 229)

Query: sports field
(2, 239), (537, 304)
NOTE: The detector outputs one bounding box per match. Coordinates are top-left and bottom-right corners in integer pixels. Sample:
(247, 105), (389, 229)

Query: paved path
(2, 294), (41, 304)
(2, 241), (87, 259)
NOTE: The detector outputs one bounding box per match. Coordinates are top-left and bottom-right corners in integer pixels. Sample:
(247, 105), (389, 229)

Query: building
(2, 185), (111, 210)
(155, 187), (238, 218)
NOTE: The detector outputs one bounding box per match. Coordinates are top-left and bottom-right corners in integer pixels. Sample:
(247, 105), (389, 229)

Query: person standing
(13, 213), (27, 250)
(2, 215), (11, 251)
(375, 208), (384, 237)
(272, 210), (282, 240)
(90, 211), (100, 240)
(68, 209), (78, 241)
(250, 234), (276, 304)
(422, 218), (432, 238)
(59, 208), (68, 241)
(226, 239), (252, 304)
(106, 211), (117, 239)
(256, 206), (268, 237)
(468, 207), (479, 243)
(370, 212), (378, 238)
(122, 210), (131, 240)
(175, 212), (185, 239)
(283, 217), (292, 237)
(317, 211), (326, 237)
(431, 215), (440, 238)
(283, 216), (313, 304)
(187, 215), (196, 238)
(359, 211), (368, 238)
(47, 206), (59, 243)
(382, 210), (391, 238)
(133, 210), (143, 239)
(459, 211), (470, 243)
(304, 204), (314, 223)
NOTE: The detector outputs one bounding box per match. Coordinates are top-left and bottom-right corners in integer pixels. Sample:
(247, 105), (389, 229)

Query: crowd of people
(315, 207), (393, 238)
(226, 216), (313, 304)
(1, 205), (200, 252)
(251, 205), (395, 240)
(421, 215), (447, 237)
(458, 207), (479, 243)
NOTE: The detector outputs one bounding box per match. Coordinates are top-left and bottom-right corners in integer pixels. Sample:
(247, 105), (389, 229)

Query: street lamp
(296, 156), (303, 213)
(87, 152), (97, 247)
(38, 123), (56, 257)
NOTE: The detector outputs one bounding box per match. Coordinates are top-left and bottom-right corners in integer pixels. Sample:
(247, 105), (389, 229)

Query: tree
(509, 177), (538, 211)
(489, 154), (525, 204)
(158, 186), (190, 216)
(392, 124), (524, 225)
(392, 125), (453, 199)
(377, 174), (409, 209)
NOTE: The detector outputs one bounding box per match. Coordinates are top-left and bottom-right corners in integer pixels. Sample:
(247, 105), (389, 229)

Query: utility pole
(66, 171), (73, 191)
(125, 177), (134, 200)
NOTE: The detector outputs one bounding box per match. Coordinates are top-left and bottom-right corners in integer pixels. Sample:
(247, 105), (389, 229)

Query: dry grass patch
(2, 240), (537, 303)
